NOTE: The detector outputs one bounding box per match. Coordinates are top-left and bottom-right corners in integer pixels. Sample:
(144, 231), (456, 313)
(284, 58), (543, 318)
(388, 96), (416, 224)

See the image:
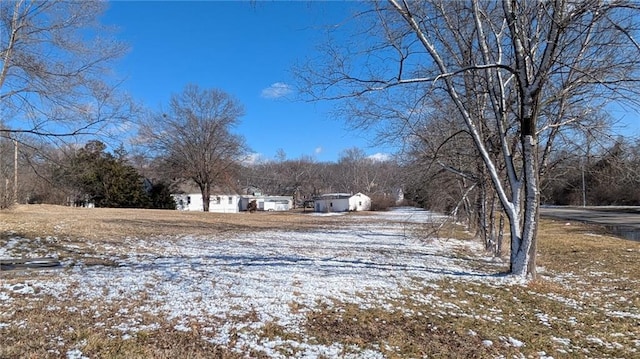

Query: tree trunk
(201, 183), (211, 212)
(509, 134), (540, 278)
(497, 212), (504, 258)
(487, 192), (496, 254)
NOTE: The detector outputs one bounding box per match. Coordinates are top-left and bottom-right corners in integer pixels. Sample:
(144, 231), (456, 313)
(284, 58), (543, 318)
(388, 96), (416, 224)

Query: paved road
(540, 206), (640, 241)
(540, 206), (640, 228)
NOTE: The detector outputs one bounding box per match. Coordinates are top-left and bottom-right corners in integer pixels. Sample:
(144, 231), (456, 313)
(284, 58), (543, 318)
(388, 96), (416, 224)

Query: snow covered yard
(1, 205), (639, 358)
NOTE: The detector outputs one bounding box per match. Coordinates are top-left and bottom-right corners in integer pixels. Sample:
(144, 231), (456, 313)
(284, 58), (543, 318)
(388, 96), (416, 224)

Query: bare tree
(0, 1), (132, 140)
(138, 84), (247, 212)
(240, 153), (321, 206)
(334, 148), (401, 207)
(299, 0), (640, 277)
(0, 1), (133, 207)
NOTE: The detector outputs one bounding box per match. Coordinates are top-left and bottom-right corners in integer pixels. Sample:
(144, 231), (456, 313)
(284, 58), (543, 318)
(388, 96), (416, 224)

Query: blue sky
(102, 1), (639, 163)
(102, 1), (389, 163)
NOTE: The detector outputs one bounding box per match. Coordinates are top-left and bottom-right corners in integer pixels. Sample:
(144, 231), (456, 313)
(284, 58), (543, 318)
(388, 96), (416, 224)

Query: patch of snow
(552, 336), (571, 346)
(606, 310), (640, 319)
(66, 348), (88, 359)
(0, 208), (531, 356)
(9, 283), (35, 295)
(535, 312), (552, 327)
(174, 323), (191, 332)
(508, 336), (525, 348)
(586, 336), (605, 346)
(309, 212), (347, 217)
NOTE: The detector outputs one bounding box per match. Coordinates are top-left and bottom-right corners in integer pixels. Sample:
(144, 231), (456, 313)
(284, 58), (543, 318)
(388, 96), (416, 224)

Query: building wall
(239, 196), (293, 211)
(349, 193), (372, 211)
(173, 193), (239, 213)
(209, 195), (240, 213)
(314, 193), (371, 212)
(315, 196), (350, 212)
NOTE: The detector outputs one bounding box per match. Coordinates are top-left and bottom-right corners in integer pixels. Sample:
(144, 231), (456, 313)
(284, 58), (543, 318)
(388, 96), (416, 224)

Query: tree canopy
(54, 140), (174, 209)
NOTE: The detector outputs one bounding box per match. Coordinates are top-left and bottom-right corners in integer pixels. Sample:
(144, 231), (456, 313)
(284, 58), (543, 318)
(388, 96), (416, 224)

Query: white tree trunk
(509, 135), (540, 277)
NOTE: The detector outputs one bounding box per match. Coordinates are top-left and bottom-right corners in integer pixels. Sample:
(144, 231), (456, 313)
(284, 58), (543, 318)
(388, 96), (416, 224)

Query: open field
(1, 205), (639, 358)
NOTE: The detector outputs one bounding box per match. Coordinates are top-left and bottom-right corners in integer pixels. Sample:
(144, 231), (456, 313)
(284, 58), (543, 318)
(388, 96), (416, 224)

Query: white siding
(173, 193), (240, 213)
(314, 193), (371, 212)
(349, 193), (371, 211)
(239, 196), (293, 211)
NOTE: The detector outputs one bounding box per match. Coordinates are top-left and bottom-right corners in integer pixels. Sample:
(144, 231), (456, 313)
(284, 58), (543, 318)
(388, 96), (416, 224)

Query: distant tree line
(239, 147), (402, 210)
(2, 131), (639, 212)
(542, 138), (640, 206)
(0, 135), (405, 210)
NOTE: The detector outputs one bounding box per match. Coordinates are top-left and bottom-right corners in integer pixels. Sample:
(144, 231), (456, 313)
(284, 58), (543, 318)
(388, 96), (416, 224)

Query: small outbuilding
(239, 195), (293, 212)
(314, 193), (371, 213)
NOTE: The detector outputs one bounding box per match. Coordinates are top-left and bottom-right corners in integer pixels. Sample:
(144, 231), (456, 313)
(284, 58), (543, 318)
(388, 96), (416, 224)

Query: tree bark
(510, 134), (539, 277)
(202, 183), (210, 212)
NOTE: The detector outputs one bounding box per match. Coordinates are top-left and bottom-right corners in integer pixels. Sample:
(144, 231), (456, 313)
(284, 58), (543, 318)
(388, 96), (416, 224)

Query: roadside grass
(1, 205), (639, 358)
(302, 218), (640, 358)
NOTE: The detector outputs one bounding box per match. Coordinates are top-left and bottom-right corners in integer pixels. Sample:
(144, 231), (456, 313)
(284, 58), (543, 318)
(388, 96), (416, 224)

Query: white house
(173, 193), (241, 213)
(239, 195), (293, 211)
(314, 193), (371, 213)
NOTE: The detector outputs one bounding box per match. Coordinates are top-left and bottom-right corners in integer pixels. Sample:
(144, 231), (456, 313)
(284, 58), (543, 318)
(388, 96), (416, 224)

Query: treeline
(2, 134), (639, 212)
(0, 137), (404, 210)
(0, 140), (175, 209)
(542, 138), (640, 206)
(401, 132), (640, 212)
(400, 124), (640, 254)
(239, 148), (402, 210)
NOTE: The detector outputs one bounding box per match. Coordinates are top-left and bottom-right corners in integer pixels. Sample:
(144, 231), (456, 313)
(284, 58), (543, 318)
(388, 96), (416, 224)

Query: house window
(359, 201), (362, 206)
(330, 202), (333, 207)
(187, 196), (191, 204)
(215, 196), (221, 204)
(228, 196), (233, 204)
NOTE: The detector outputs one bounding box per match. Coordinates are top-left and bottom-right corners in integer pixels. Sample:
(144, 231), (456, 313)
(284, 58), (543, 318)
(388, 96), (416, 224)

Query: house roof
(314, 192), (371, 200)
(240, 195), (293, 201)
(315, 193), (352, 200)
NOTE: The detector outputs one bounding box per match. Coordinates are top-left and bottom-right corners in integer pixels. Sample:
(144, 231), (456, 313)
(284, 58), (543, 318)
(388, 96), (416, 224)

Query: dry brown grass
(301, 218), (640, 358)
(1, 204), (362, 240)
(2, 205), (639, 358)
(1, 304), (245, 358)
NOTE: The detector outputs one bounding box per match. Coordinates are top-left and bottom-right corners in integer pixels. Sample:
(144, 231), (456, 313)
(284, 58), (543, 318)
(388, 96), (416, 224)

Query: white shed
(314, 193), (371, 213)
(173, 193), (240, 213)
(239, 195), (293, 211)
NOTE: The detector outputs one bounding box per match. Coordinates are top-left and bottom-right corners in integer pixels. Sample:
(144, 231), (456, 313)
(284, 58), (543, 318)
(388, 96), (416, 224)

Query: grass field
(1, 205), (639, 358)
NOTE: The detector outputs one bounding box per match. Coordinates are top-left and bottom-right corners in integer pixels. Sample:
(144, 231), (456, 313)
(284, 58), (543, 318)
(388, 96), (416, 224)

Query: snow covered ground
(0, 208), (497, 357)
(5, 207), (635, 358)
